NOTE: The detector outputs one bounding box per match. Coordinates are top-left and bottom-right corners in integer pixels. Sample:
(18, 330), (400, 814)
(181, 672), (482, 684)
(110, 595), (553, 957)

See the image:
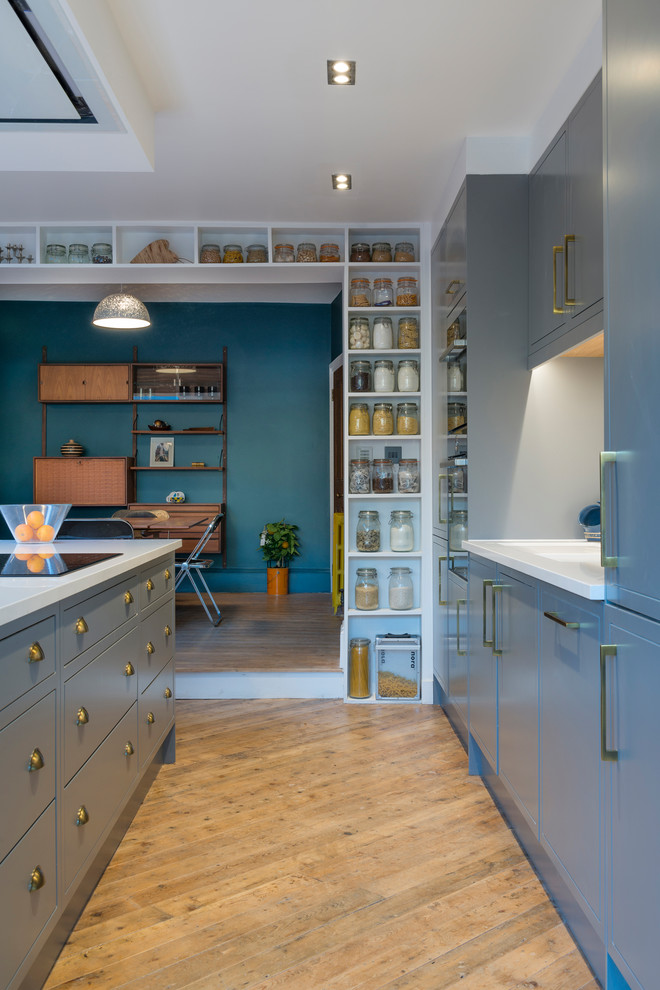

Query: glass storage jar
(397, 401), (419, 434)
(350, 242), (371, 262)
(349, 458), (371, 494)
(349, 317), (371, 349)
(397, 458), (420, 493)
(449, 464), (466, 493)
(397, 359), (419, 391)
(372, 316), (393, 349)
(373, 359), (395, 392)
(91, 242), (112, 264)
(349, 402), (370, 435)
(371, 241), (392, 262)
(350, 278), (371, 307)
(373, 277), (394, 307)
(396, 276), (418, 306)
(356, 509), (380, 552)
(296, 241), (317, 263)
(397, 316), (419, 348)
(320, 242), (340, 262)
(447, 320), (462, 346)
(372, 402), (394, 435)
(348, 637), (370, 698)
(350, 360), (372, 392)
(388, 567), (414, 610)
(273, 243), (295, 263)
(449, 509), (468, 551)
(355, 567), (379, 610)
(45, 244), (67, 263)
(394, 241), (415, 262)
(447, 360), (464, 391)
(447, 401), (467, 432)
(246, 244), (268, 263)
(68, 243), (90, 263)
(200, 243), (222, 263)
(223, 244), (243, 263)
(389, 509), (414, 552)
(372, 458), (394, 492)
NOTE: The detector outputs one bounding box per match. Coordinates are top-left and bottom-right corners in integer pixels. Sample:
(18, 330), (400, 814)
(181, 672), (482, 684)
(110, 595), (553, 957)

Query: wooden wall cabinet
(38, 364), (131, 402)
(34, 457), (134, 505)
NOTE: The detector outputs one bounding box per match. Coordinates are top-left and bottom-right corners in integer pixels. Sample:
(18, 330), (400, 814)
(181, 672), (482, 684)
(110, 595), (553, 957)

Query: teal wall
(1, 300), (336, 592)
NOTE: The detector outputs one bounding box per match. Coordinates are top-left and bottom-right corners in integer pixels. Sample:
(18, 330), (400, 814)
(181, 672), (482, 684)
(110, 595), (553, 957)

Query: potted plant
(258, 519), (301, 594)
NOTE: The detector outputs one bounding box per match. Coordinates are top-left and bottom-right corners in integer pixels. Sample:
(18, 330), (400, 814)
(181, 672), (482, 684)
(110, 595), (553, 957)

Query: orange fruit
(14, 524), (35, 542)
(14, 552), (32, 560)
(26, 510), (45, 529)
(37, 524), (55, 542)
(27, 555), (46, 573)
(39, 552), (54, 559)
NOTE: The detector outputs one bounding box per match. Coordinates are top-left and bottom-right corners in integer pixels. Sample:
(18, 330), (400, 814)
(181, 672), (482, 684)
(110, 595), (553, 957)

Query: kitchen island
(0, 538), (179, 990)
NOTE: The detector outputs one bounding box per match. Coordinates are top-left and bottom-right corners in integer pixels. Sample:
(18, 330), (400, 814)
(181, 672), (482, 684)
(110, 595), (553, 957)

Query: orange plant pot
(267, 567), (289, 595)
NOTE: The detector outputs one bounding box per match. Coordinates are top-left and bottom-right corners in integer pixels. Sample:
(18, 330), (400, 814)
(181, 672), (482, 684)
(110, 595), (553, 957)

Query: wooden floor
(175, 593), (342, 673)
(44, 700), (598, 990)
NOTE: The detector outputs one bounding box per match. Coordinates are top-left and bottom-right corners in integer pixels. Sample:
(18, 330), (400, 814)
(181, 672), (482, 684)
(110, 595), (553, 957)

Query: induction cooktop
(0, 551), (121, 577)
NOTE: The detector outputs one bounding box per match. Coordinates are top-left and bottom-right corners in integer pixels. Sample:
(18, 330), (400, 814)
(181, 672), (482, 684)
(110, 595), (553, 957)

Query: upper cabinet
(39, 364), (131, 402)
(528, 73), (603, 367)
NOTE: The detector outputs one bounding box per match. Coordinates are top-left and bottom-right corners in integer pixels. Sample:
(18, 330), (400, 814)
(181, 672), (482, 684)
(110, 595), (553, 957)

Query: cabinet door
(39, 364), (86, 401)
(432, 537), (449, 693)
(439, 187), (467, 328)
(34, 457), (132, 505)
(529, 131), (568, 347)
(447, 570), (468, 727)
(497, 567), (539, 833)
(468, 555), (498, 770)
(84, 364), (131, 401)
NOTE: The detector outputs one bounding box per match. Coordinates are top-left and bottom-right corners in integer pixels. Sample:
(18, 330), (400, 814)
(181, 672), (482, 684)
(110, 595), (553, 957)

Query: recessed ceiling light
(327, 60), (355, 85)
(332, 173), (352, 191)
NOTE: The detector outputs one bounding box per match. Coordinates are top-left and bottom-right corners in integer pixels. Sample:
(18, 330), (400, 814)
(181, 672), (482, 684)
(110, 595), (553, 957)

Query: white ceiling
(0, 0), (602, 229)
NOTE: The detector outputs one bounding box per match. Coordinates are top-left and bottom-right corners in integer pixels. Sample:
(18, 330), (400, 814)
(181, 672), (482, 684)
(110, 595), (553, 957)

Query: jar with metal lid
(273, 243), (295, 263)
(223, 244), (243, 263)
(396, 276), (418, 306)
(320, 242), (340, 262)
(349, 316), (371, 349)
(372, 458), (394, 492)
(372, 316), (393, 349)
(389, 509), (414, 552)
(394, 241), (415, 262)
(45, 244), (67, 264)
(371, 241), (392, 262)
(397, 401), (419, 435)
(350, 242), (371, 262)
(373, 359), (395, 392)
(91, 242), (112, 264)
(355, 568), (379, 610)
(397, 359), (419, 391)
(447, 360), (464, 391)
(200, 243), (222, 263)
(350, 278), (371, 307)
(349, 458), (371, 493)
(447, 401), (467, 432)
(388, 567), (414, 610)
(449, 509), (468, 551)
(449, 463), (466, 493)
(296, 241), (317, 263)
(349, 402), (370, 435)
(397, 458), (420, 493)
(373, 277), (394, 307)
(246, 244), (268, 263)
(372, 402), (394, 436)
(68, 243), (90, 264)
(447, 320), (462, 346)
(350, 360), (372, 392)
(349, 637), (370, 697)
(356, 509), (380, 552)
(398, 316), (419, 348)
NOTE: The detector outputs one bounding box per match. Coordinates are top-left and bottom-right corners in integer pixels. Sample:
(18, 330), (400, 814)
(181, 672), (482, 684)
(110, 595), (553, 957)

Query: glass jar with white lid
(397, 359), (419, 391)
(372, 316), (394, 349)
(374, 359), (395, 392)
(388, 567), (414, 610)
(389, 509), (414, 551)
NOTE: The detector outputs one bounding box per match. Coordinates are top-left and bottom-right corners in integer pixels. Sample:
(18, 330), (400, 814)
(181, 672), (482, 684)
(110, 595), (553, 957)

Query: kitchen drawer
(0, 692), (56, 862)
(0, 614), (56, 711)
(0, 803), (57, 990)
(139, 598), (174, 692)
(61, 574), (139, 664)
(63, 626), (139, 784)
(63, 703), (138, 892)
(138, 557), (175, 611)
(139, 659), (175, 768)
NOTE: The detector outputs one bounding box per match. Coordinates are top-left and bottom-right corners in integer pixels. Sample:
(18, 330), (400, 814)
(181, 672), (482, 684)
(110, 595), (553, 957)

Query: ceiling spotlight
(327, 59), (356, 85)
(332, 173), (352, 191)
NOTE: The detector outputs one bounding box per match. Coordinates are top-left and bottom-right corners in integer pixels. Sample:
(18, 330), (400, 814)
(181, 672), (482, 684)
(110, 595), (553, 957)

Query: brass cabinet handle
(28, 747), (45, 772)
(124, 590), (134, 604)
(28, 642), (44, 663)
(456, 599), (467, 657)
(164, 624), (172, 638)
(600, 645), (619, 762)
(146, 711), (155, 724)
(492, 585), (504, 657)
(76, 805), (90, 826)
(445, 278), (462, 296)
(28, 866), (45, 892)
(552, 245), (565, 314)
(564, 234), (576, 306)
(146, 578), (154, 592)
(164, 686), (173, 699)
(543, 610), (580, 630)
(76, 706), (89, 726)
(124, 662), (135, 676)
(600, 451), (618, 568)
(124, 741), (135, 756)
(164, 568), (171, 581)
(482, 580), (494, 647)
(75, 617), (89, 634)
(438, 556), (447, 606)
(438, 474), (447, 525)
(146, 641), (155, 655)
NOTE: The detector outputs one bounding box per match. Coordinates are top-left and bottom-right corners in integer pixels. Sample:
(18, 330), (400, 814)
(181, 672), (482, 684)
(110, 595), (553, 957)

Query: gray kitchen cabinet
(432, 536), (449, 696)
(435, 186), (467, 331)
(446, 569), (469, 733)
(467, 554), (498, 771)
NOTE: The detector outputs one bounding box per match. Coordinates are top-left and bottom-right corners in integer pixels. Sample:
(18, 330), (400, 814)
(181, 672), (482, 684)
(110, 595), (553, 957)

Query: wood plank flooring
(175, 593), (342, 673)
(44, 700), (598, 990)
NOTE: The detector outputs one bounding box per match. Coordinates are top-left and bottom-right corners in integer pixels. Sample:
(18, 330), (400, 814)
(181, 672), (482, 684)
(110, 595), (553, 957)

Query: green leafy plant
(258, 519), (301, 568)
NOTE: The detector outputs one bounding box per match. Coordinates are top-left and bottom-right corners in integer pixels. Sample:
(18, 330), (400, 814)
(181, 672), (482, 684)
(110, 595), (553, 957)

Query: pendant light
(92, 292), (151, 329)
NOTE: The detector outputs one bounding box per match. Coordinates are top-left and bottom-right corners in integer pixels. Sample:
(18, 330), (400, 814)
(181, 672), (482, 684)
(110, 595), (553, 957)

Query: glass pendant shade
(92, 293), (151, 329)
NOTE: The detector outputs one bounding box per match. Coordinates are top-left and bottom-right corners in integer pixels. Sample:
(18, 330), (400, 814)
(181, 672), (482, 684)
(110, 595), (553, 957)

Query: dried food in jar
(388, 566), (414, 610)
(397, 458), (420, 493)
(372, 316), (394, 349)
(274, 243), (295, 263)
(398, 316), (419, 348)
(349, 402), (370, 435)
(447, 320), (461, 346)
(356, 510), (380, 551)
(397, 359), (419, 391)
(350, 278), (371, 307)
(246, 244), (268, 263)
(378, 670), (418, 696)
(397, 401), (419, 434)
(296, 242), (318, 263)
(350, 242), (371, 262)
(373, 277), (394, 306)
(349, 317), (371, 349)
(223, 244), (244, 263)
(91, 242), (112, 264)
(389, 510), (414, 552)
(447, 401), (467, 432)
(371, 241), (392, 262)
(349, 459), (371, 493)
(355, 567), (379, 610)
(394, 241), (415, 262)
(200, 243), (222, 263)
(372, 458), (394, 492)
(373, 359), (395, 392)
(320, 242), (341, 262)
(350, 360), (372, 392)
(396, 276), (418, 306)
(349, 638), (370, 697)
(372, 402), (394, 436)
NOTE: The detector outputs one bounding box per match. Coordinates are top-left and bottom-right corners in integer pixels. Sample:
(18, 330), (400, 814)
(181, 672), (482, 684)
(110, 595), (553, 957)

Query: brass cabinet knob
(124, 662), (135, 676)
(76, 706), (89, 726)
(124, 590), (134, 604)
(164, 568), (171, 581)
(75, 617), (89, 635)
(28, 642), (44, 663)
(76, 805), (90, 826)
(164, 625), (172, 638)
(146, 711), (155, 724)
(146, 578), (154, 592)
(124, 741), (135, 756)
(28, 866), (45, 892)
(146, 641), (155, 655)
(164, 686), (173, 699)
(28, 747), (45, 772)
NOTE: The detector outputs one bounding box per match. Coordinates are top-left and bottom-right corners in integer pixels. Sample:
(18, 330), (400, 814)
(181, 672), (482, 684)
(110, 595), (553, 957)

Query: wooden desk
(128, 503), (223, 555)
(135, 515), (210, 534)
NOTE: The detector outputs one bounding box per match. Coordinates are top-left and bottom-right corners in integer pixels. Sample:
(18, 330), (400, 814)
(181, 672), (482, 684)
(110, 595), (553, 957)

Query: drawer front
(63, 704), (138, 892)
(33, 457), (132, 506)
(0, 692), (56, 862)
(0, 803), (57, 990)
(63, 627), (140, 784)
(0, 615), (56, 711)
(139, 598), (175, 692)
(62, 575), (139, 664)
(139, 557), (175, 610)
(139, 659), (175, 768)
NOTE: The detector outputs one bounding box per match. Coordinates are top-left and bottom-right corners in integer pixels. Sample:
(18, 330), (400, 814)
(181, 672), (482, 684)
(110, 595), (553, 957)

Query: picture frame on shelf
(150, 437), (174, 466)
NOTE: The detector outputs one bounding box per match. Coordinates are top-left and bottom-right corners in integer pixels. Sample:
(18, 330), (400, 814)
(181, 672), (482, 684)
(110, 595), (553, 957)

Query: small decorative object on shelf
(131, 239), (179, 264)
(0, 243), (33, 264)
(148, 419), (171, 431)
(149, 436), (174, 466)
(60, 438), (85, 457)
(166, 491), (186, 503)
(259, 519), (301, 595)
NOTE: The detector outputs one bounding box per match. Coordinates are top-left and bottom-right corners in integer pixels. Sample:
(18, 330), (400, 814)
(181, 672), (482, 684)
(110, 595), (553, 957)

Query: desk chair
(58, 518), (135, 539)
(174, 512), (223, 625)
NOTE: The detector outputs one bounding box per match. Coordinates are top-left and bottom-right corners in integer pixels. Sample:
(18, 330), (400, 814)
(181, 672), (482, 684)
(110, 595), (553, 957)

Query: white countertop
(463, 539), (605, 600)
(0, 539), (181, 625)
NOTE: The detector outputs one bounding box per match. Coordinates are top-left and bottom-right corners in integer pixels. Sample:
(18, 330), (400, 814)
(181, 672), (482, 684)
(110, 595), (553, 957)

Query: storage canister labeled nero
(375, 633), (421, 701)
